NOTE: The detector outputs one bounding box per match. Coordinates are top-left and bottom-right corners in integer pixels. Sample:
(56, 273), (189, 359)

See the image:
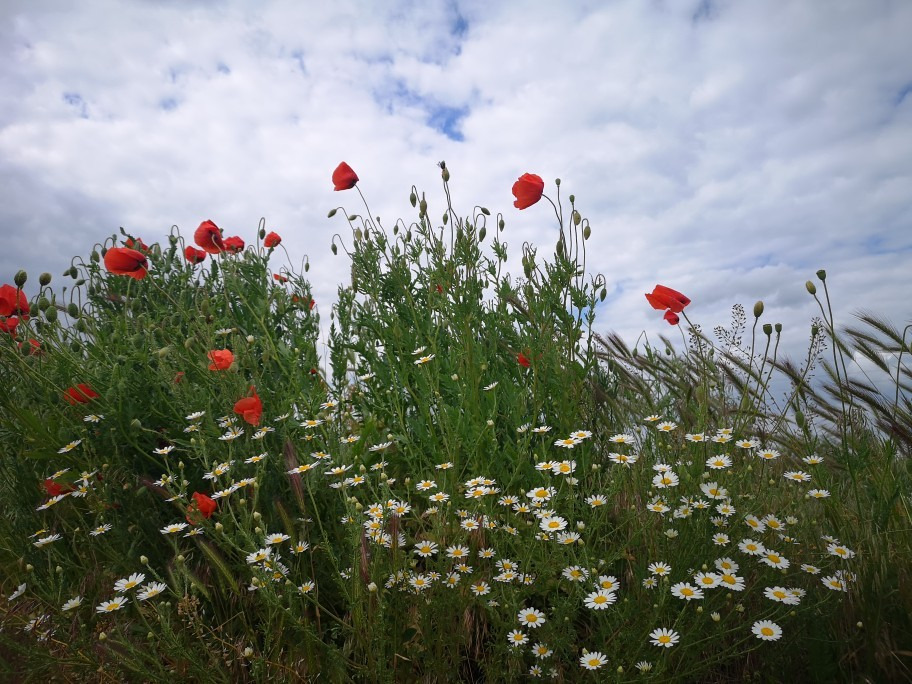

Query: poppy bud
(409, 192), (417, 207)
(753, 301), (764, 318)
(67, 303), (79, 317)
(572, 210), (581, 226)
(599, 288), (607, 302)
(327, 208), (337, 218)
(555, 178), (561, 186)
(347, 214), (357, 222)
(38, 297), (50, 311)
(441, 167), (450, 182)
(442, 212), (448, 225)
(355, 228), (363, 241)
(569, 194), (575, 203)
(763, 323), (773, 335)
(816, 269), (826, 281)
(583, 225), (591, 240)
(44, 307), (57, 323)
(39, 273), (52, 286)
(14, 270), (27, 287)
(498, 219), (505, 231)
(774, 323), (782, 333)
(479, 226), (486, 242)
(805, 281), (816, 295)
(419, 197), (427, 216)
(331, 243), (338, 255)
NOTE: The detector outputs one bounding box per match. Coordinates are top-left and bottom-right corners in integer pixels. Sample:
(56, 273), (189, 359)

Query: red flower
(264, 232), (282, 248)
(664, 310), (680, 325)
(174, 371), (185, 384)
(207, 349), (234, 371)
(645, 285), (691, 314)
(186, 491), (217, 523)
(43, 479), (73, 497)
(19, 338), (42, 355)
(1, 316), (19, 337)
(124, 237), (149, 251)
(512, 173), (545, 210)
(332, 162), (359, 191)
(223, 236), (245, 253)
(273, 273), (288, 283)
(184, 246), (207, 264)
(194, 220), (225, 254)
(517, 352), (531, 368)
(103, 247), (148, 280)
(310, 298), (315, 310)
(0, 284), (29, 317)
(64, 383), (99, 405)
(234, 386), (263, 426)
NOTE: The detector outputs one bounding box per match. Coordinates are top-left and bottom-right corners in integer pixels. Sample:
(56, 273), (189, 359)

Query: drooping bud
(259, 228), (266, 240)
(130, 418), (143, 430)
(583, 225), (591, 240)
(39, 272), (52, 286)
(327, 208), (337, 218)
(409, 191), (417, 207)
(67, 303), (79, 318)
(14, 270), (27, 288)
(331, 243), (338, 255)
(753, 301), (764, 318)
(44, 307), (57, 323)
(479, 226), (486, 242)
(498, 218), (505, 231)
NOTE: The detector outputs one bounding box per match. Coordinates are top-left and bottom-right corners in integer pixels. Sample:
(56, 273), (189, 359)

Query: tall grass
(0, 165), (909, 682)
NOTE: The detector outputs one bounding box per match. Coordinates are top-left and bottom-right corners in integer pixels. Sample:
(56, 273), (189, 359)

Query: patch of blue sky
(375, 80), (469, 141)
(160, 97), (179, 111)
(62, 92), (88, 118)
(894, 82), (912, 106)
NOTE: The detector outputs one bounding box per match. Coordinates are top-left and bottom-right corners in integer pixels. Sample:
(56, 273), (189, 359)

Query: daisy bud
(486, 420), (494, 427)
(26, 564), (34, 572)
(215, 522), (223, 531)
(56, 566), (63, 573)
(148, 632), (155, 640)
(805, 280), (817, 295)
(359, 465), (366, 473)
(254, 527), (262, 534)
(577, 521), (585, 529)
(178, 461), (185, 470)
(711, 612), (721, 622)
(247, 335), (255, 343)
(253, 511), (262, 521)
(176, 555), (185, 563)
(239, 499), (246, 505)
(140, 555), (149, 565)
(98, 632), (107, 641)
(387, 433), (394, 441)
(367, 582), (378, 592)
(243, 647), (254, 658)
(697, 606), (703, 613)
(451, 373), (458, 381)
(617, 667), (624, 674)
(354, 502), (363, 511)
(404, 478), (411, 486)
(857, 622), (863, 628)
(753, 301), (764, 318)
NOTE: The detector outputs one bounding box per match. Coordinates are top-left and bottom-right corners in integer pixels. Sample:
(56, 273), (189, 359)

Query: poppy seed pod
(816, 269), (827, 281)
(763, 323), (773, 335)
(774, 323), (782, 333)
(753, 301), (764, 318)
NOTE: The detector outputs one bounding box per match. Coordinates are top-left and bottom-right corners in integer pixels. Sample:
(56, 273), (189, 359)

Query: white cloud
(1, 0), (910, 375)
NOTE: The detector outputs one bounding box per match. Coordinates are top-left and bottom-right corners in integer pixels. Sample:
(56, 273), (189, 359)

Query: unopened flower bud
(805, 280), (816, 295)
(131, 418), (143, 430)
(816, 269), (826, 281)
(39, 272), (52, 286)
(215, 522), (223, 531)
(243, 647), (254, 657)
(140, 555), (149, 565)
(327, 208), (337, 218)
(98, 632), (107, 641)
(753, 301), (764, 318)
(711, 612), (721, 622)
(583, 225), (591, 240)
(774, 323), (782, 333)
(176, 555), (185, 563)
(14, 270), (27, 288)
(253, 511), (262, 521)
(56, 565), (63, 574)
(486, 419), (494, 427)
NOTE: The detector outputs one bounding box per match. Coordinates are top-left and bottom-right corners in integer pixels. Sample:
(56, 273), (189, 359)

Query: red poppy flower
(645, 285), (691, 314)
(19, 338), (41, 355)
(234, 386), (263, 426)
(512, 173), (545, 210)
(174, 371), (185, 384)
(273, 273), (288, 283)
(310, 298), (315, 310)
(664, 310), (680, 325)
(207, 349), (234, 371)
(103, 247), (148, 280)
(124, 237), (149, 251)
(184, 246), (207, 264)
(1, 316), (19, 337)
(223, 236), (245, 253)
(43, 479), (73, 497)
(186, 491), (217, 523)
(64, 383), (99, 405)
(332, 162), (359, 191)
(264, 232), (282, 248)
(194, 220), (225, 254)
(0, 284), (29, 317)
(517, 352), (531, 368)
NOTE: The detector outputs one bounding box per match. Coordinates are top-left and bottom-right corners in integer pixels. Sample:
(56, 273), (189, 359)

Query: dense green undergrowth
(1, 165), (910, 682)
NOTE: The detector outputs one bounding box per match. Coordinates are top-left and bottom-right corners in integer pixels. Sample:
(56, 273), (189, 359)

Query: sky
(1, 0), (910, 389)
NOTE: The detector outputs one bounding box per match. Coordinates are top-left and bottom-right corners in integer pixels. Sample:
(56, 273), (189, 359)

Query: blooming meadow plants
(0, 164), (909, 682)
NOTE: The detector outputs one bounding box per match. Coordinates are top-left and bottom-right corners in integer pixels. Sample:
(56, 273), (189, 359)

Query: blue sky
(1, 0), (910, 382)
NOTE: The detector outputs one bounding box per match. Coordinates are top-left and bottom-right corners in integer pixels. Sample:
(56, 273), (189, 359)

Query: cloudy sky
(2, 0), (910, 382)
